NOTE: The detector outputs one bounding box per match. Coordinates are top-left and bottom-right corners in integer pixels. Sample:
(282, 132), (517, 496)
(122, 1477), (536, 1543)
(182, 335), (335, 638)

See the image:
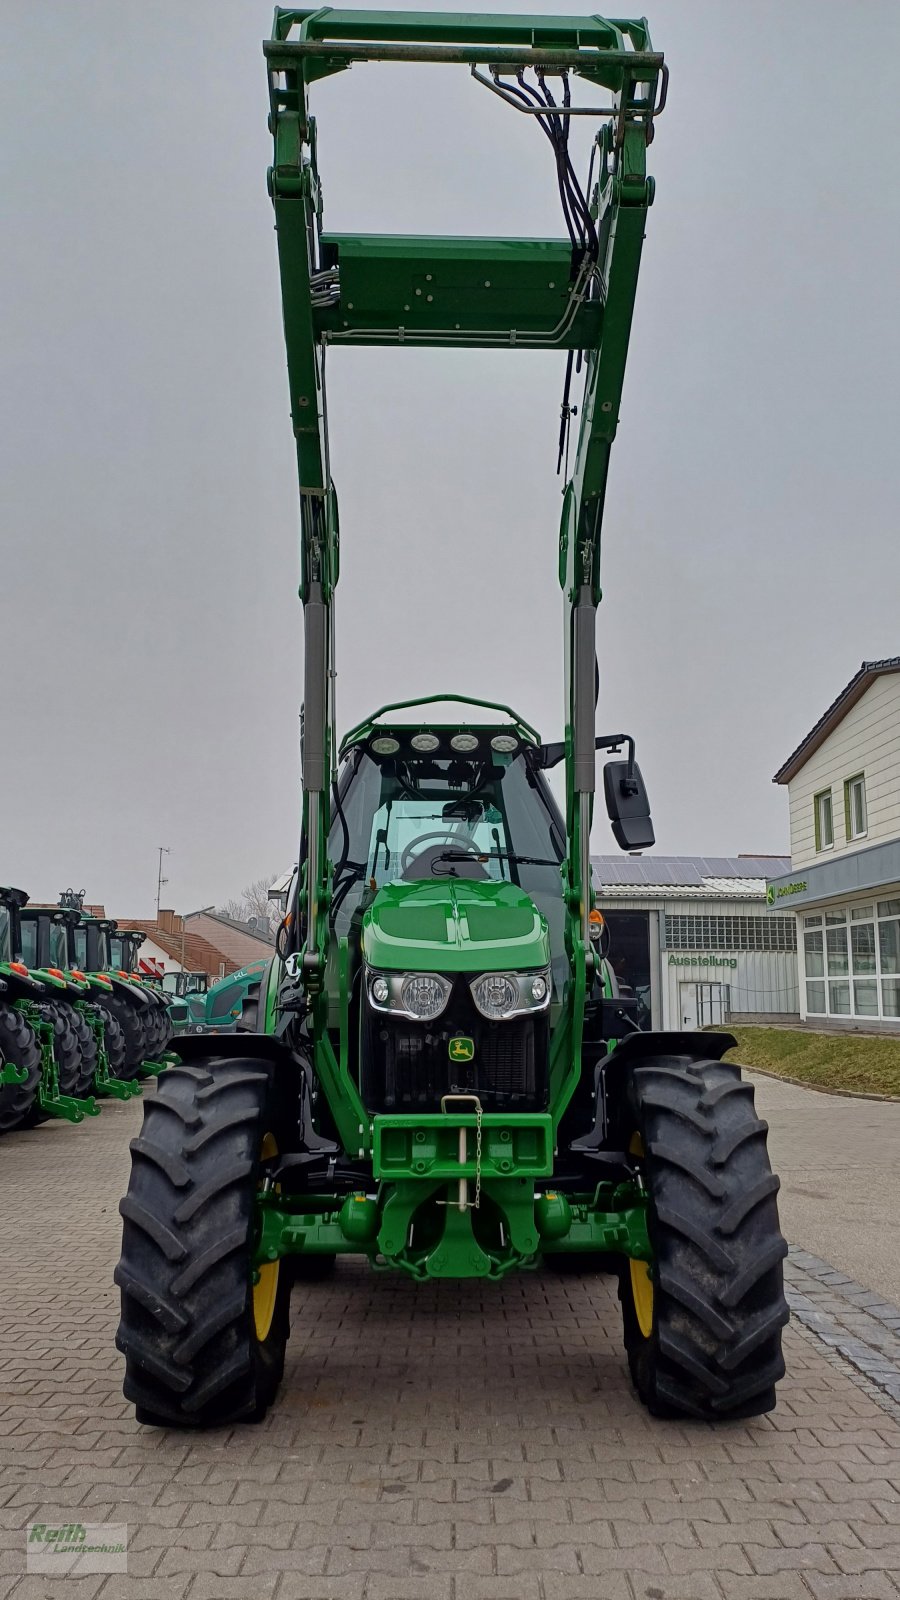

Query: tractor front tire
(0, 1005), (41, 1133)
(115, 1056), (290, 1427)
(619, 1056), (788, 1421)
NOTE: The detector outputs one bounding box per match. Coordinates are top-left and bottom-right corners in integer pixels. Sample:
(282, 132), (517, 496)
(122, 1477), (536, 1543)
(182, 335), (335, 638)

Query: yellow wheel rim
(628, 1133), (654, 1339)
(253, 1133), (279, 1342)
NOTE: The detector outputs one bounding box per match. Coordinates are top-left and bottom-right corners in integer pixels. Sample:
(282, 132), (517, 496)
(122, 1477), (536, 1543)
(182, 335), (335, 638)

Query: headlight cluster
(366, 966), (550, 1022)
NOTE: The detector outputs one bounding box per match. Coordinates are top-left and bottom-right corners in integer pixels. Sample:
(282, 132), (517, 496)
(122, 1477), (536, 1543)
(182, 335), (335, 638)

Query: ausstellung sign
(668, 953), (738, 970)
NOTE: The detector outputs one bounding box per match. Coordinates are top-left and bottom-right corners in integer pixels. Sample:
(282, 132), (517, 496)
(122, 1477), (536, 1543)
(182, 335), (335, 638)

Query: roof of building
(591, 854), (791, 902)
(117, 919), (242, 978)
(185, 908), (275, 946)
(773, 657), (900, 785)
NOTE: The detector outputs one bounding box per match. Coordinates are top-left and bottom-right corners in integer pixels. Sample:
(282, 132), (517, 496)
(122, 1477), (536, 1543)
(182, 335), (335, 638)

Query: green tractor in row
(58, 893), (173, 1076)
(0, 887), (103, 1130)
(160, 970), (210, 1036)
(117, 9), (788, 1429)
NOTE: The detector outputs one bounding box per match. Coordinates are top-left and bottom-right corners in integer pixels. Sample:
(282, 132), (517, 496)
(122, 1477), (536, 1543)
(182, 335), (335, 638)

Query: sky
(2, 0), (899, 918)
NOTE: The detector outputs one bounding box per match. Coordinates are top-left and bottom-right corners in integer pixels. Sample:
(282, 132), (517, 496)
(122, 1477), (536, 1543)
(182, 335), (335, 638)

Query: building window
(806, 980), (826, 1014)
(814, 789), (834, 851)
(664, 914), (796, 952)
(803, 900), (900, 1021)
(844, 773), (867, 840)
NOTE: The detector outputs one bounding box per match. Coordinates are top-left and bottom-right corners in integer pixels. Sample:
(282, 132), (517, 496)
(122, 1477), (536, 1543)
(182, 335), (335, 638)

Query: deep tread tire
(115, 1057), (291, 1427)
(102, 1011), (128, 1078)
(68, 1010), (99, 1099)
(0, 1005), (41, 1133)
(619, 1056), (788, 1421)
(37, 1002), (82, 1097)
(97, 995), (146, 1080)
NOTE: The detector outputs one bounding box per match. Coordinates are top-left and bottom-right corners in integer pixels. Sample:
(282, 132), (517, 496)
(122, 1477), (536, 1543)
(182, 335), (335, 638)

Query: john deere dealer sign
(668, 953), (738, 970)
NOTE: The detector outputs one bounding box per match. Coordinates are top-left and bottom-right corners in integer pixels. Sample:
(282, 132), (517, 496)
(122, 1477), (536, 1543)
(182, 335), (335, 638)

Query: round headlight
(410, 732), (440, 752)
(371, 736), (399, 755)
(471, 972), (519, 1019)
(490, 734), (518, 754)
(531, 975), (548, 1002)
(371, 976), (389, 1004)
(450, 733), (479, 753)
(400, 973), (449, 1021)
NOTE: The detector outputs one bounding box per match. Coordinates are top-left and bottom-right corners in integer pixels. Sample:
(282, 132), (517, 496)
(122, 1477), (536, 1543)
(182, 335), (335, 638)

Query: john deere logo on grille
(448, 1036), (474, 1063)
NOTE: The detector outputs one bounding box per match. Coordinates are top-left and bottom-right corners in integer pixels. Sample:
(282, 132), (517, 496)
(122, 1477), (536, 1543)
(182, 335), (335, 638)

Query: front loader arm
(266, 9), (663, 1008)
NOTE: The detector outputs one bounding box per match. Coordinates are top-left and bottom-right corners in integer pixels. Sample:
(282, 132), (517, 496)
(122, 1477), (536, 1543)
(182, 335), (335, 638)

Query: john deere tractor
(0, 887), (101, 1128)
(117, 9), (788, 1428)
(17, 900), (143, 1102)
(59, 894), (157, 1081)
(108, 928), (174, 1062)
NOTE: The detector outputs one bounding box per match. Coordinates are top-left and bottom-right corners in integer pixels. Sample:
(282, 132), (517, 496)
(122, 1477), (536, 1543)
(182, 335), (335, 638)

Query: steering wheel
(399, 832), (484, 879)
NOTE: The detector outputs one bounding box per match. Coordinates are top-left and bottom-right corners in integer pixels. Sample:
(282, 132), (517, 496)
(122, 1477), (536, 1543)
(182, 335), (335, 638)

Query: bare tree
(216, 876), (281, 934)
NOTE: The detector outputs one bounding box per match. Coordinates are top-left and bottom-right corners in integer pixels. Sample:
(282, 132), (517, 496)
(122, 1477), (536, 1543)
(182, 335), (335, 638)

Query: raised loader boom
(266, 6), (663, 1004)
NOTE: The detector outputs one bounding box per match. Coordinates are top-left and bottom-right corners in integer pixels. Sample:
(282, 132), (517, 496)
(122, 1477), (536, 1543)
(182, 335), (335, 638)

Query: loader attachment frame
(266, 9), (663, 1106)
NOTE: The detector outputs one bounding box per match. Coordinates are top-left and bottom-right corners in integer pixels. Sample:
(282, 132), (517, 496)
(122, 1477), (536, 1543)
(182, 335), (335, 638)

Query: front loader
(117, 8), (788, 1429)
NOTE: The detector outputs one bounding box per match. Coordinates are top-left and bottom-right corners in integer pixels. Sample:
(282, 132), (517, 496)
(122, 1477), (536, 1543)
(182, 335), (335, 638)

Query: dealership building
(593, 855), (799, 1031)
(766, 657), (900, 1030)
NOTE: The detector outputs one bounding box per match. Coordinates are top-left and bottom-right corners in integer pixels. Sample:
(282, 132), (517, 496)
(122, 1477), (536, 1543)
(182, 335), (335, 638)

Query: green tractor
(0, 887), (101, 1129)
(160, 970), (210, 1036)
(117, 9), (788, 1428)
(59, 893), (158, 1081)
(108, 927), (175, 1062)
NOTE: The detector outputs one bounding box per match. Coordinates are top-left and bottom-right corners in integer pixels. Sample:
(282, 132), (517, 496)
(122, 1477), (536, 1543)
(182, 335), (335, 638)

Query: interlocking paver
(1, 1093), (900, 1600)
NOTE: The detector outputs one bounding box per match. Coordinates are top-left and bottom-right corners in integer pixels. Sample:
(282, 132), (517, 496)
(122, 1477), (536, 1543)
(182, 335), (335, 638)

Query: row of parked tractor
(0, 885), (268, 1137)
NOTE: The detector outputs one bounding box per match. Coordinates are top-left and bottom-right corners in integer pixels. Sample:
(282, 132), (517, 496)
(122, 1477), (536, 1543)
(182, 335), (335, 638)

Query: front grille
(361, 978), (548, 1113)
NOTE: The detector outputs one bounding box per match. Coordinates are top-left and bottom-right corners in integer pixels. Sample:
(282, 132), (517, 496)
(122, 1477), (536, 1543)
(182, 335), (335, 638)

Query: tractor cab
(322, 710), (573, 1115)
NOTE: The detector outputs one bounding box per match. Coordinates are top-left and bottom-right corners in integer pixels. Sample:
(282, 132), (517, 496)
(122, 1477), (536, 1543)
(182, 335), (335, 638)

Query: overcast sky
(2, 1), (899, 918)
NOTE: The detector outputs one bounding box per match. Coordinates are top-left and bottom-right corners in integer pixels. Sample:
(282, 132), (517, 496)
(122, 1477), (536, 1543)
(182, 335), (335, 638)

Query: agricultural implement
(117, 8), (788, 1428)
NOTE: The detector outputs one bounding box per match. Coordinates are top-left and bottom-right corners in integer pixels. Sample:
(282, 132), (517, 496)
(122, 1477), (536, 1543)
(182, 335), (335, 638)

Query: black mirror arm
(594, 733), (637, 792)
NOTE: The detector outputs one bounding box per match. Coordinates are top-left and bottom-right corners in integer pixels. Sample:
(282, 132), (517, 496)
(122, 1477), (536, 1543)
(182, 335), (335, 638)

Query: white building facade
(767, 658), (900, 1030)
(593, 856), (799, 1032)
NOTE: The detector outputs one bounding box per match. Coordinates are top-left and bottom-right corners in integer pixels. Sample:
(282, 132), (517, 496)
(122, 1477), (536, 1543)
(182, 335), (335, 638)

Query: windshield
(96, 929), (110, 968)
(19, 920), (38, 967)
(328, 745), (567, 994)
(49, 924), (68, 968)
(74, 927), (87, 968)
(0, 906), (9, 962)
(162, 972), (181, 995)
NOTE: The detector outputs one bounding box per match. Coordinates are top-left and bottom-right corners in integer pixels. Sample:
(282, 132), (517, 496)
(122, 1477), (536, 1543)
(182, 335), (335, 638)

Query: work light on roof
(450, 733), (479, 752)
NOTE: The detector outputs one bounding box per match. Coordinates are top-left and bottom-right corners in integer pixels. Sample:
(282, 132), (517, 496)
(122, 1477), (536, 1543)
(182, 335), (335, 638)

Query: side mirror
(603, 757), (655, 851)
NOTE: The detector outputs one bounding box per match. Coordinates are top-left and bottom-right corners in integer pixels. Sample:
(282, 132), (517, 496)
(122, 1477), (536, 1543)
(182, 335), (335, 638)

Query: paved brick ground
(1, 1092), (900, 1600)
